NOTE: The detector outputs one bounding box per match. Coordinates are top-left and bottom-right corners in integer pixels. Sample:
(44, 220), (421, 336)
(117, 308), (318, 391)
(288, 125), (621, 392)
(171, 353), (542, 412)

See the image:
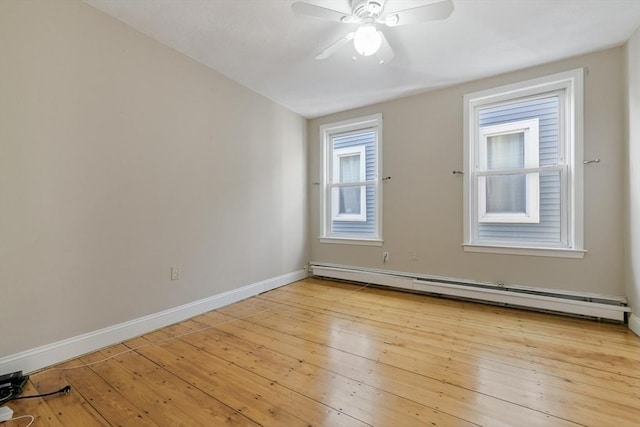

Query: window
(320, 114), (382, 245)
(463, 69), (585, 258)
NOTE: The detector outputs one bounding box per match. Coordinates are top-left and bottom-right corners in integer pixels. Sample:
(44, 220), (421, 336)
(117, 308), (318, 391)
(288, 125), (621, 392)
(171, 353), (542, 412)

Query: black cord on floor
(1, 385), (71, 405)
(13, 385), (71, 400)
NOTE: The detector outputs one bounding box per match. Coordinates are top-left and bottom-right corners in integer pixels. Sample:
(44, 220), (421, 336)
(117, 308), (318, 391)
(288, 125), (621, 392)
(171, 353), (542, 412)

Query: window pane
(339, 186), (361, 215)
(487, 174), (527, 213)
(486, 174), (526, 213)
(339, 154), (360, 183)
(487, 133), (524, 170)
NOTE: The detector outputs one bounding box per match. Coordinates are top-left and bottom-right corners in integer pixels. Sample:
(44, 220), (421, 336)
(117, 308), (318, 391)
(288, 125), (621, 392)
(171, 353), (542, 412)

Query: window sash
(477, 172), (539, 223)
(330, 184), (367, 221)
(478, 119), (539, 169)
(332, 146), (365, 184)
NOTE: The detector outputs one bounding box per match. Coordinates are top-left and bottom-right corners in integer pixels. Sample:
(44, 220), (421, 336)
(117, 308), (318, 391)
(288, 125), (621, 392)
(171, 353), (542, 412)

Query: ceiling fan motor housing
(352, 0), (385, 19)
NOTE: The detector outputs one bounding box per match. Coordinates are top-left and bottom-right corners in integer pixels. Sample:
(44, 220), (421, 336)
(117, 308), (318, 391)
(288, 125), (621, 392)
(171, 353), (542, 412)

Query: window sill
(320, 237), (383, 247)
(462, 243), (586, 259)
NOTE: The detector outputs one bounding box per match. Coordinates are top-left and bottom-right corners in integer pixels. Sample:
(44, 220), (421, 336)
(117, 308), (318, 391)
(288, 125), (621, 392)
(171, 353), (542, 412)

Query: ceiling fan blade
(383, 0), (454, 27)
(291, 2), (355, 23)
(376, 32), (395, 64)
(315, 32), (355, 60)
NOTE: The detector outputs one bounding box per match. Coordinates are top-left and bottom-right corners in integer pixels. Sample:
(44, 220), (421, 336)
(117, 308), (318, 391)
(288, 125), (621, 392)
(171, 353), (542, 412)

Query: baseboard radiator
(310, 264), (630, 322)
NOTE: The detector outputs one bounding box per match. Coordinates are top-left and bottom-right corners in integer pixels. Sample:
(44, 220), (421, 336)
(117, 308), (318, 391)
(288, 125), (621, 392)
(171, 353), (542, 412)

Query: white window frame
(463, 69), (585, 258)
(478, 119), (540, 224)
(332, 145), (367, 222)
(319, 114), (383, 246)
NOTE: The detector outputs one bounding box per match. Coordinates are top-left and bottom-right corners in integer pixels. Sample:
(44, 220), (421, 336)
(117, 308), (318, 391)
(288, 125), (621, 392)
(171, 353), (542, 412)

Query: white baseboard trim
(629, 313), (640, 337)
(0, 269), (307, 375)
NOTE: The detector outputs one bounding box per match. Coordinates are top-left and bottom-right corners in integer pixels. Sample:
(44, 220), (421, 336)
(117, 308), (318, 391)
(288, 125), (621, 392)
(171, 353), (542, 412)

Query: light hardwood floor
(6, 278), (640, 426)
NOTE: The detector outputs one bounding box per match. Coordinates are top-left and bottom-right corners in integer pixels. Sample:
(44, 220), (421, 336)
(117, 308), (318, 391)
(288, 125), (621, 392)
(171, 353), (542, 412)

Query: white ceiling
(85, 0), (640, 118)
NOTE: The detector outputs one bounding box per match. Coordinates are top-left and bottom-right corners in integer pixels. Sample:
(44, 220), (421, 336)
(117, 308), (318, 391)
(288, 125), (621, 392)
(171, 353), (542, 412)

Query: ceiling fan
(291, 0), (454, 64)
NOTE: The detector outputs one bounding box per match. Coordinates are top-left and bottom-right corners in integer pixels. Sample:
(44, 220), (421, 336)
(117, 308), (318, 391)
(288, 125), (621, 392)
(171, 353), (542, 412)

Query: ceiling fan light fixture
(353, 24), (382, 56)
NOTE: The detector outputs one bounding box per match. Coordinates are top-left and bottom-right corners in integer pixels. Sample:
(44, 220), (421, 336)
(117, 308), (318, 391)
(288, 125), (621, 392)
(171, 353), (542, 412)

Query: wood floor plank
(259, 284), (640, 383)
(178, 325), (479, 427)
(197, 310), (603, 426)
(188, 316), (575, 426)
(272, 280), (637, 352)
(2, 380), (66, 427)
(32, 363), (159, 427)
(255, 294), (640, 396)
(16, 362), (113, 427)
(11, 279), (640, 427)
(282, 279), (637, 343)
(86, 344), (258, 426)
(132, 337), (369, 426)
(246, 287), (640, 425)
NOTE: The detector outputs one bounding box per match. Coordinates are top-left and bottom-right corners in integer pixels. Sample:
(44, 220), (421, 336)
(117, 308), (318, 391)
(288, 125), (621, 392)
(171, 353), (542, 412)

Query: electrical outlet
(383, 251), (390, 263)
(411, 250), (418, 261)
(171, 266), (180, 280)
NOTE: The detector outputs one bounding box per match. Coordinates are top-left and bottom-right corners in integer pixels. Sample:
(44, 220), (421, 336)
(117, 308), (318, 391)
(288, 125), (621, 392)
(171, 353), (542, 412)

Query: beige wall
(309, 47), (626, 296)
(0, 0), (307, 357)
(625, 26), (640, 325)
